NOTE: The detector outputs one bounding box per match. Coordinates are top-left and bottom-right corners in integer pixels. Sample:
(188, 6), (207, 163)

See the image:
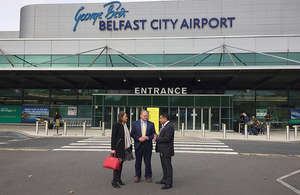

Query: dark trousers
(160, 155), (173, 186)
(134, 143), (152, 178)
(112, 161), (124, 183)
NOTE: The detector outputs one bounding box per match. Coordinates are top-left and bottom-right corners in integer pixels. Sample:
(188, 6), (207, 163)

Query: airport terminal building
(1, 0), (300, 131)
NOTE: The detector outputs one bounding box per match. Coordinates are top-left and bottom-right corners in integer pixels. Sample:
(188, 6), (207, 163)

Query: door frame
(174, 107), (213, 131)
(111, 106), (142, 129)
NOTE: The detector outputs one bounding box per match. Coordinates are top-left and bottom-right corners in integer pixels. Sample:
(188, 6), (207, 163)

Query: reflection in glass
(170, 107), (178, 131)
(211, 108), (219, 131)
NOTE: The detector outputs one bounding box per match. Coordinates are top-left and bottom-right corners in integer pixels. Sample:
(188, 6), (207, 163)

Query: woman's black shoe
(111, 181), (121, 188)
(117, 180), (125, 185)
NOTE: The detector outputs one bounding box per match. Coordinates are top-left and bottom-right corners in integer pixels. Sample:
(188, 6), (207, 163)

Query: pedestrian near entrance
(259, 121), (265, 134)
(242, 112), (251, 135)
(111, 111), (134, 188)
(154, 113), (175, 190)
(53, 112), (62, 122)
(130, 110), (155, 183)
(53, 112), (62, 128)
(264, 112), (272, 128)
(249, 115), (259, 135)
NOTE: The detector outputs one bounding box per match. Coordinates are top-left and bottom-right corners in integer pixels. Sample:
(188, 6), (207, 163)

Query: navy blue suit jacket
(130, 120), (155, 151)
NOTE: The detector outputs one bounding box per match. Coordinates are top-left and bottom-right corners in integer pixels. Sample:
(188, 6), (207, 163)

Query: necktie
(142, 121), (146, 136)
(158, 125), (164, 137)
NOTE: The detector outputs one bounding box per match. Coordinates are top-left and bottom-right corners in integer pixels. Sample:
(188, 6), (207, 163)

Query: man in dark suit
(153, 113), (174, 190)
(130, 110), (156, 183)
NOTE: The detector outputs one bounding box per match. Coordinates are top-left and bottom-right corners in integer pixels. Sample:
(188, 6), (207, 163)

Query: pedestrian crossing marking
(52, 137), (238, 155)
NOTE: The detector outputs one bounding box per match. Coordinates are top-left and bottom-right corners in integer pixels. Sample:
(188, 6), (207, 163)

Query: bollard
(36, 121), (39, 134)
(64, 122), (67, 135)
(223, 124), (226, 138)
(99, 121), (102, 130)
(83, 122), (86, 136)
(102, 122), (105, 136)
(202, 123), (205, 138)
(286, 126), (290, 140)
(244, 125), (248, 139)
(181, 123), (184, 137)
(295, 126), (298, 139)
(267, 125), (270, 140)
(45, 121), (48, 135)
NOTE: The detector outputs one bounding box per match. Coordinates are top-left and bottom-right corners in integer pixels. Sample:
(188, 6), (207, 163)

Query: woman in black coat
(111, 111), (133, 188)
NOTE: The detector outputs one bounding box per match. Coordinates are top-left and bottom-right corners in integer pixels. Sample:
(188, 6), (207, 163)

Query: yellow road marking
(241, 153), (300, 158)
(0, 148), (50, 152)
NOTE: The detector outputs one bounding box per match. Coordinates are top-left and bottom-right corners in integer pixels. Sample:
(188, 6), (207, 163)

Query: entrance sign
(135, 87), (187, 95)
(147, 107), (159, 134)
(256, 109), (267, 119)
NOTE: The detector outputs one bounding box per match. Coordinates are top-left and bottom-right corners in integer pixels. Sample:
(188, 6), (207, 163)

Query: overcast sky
(0, 0), (157, 31)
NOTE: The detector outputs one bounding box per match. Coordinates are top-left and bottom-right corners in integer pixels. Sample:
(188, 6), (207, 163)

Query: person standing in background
(264, 112), (272, 128)
(53, 112), (61, 122)
(53, 112), (62, 128)
(242, 112), (251, 135)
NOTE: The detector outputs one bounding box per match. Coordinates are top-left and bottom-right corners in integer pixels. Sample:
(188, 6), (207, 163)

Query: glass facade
(0, 89), (23, 106)
(92, 94), (233, 131)
(1, 53), (299, 68)
(1, 88), (300, 129)
(226, 90), (291, 129)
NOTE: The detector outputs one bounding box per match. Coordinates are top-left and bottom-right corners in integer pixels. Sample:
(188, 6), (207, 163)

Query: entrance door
(109, 106), (220, 132)
(195, 108), (218, 131)
(92, 106), (102, 127)
(211, 108), (220, 131)
(170, 107), (194, 131)
(195, 108), (209, 130)
(129, 107), (141, 129)
(111, 107), (130, 128)
(170, 107), (179, 131)
(112, 107), (141, 129)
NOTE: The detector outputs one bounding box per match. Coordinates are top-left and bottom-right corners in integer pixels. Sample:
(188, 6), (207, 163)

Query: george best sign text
(73, 1), (235, 32)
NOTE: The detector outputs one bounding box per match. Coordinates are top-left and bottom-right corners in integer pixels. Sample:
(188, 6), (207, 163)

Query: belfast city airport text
(98, 17), (235, 31)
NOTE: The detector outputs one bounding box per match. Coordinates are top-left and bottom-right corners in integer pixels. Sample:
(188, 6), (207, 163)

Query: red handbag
(103, 153), (121, 170)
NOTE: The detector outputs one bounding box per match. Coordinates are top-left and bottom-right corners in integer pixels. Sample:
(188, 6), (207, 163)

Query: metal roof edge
(1, 66), (300, 71)
(1, 34), (300, 42)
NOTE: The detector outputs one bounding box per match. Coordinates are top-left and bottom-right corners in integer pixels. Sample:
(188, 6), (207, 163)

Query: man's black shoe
(162, 185), (172, 189)
(155, 180), (166, 184)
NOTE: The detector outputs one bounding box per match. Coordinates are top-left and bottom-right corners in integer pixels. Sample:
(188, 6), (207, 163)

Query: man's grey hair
(140, 110), (148, 115)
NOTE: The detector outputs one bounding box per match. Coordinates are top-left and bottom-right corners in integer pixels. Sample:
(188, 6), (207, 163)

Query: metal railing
(35, 119), (103, 136)
(178, 123), (299, 140)
(49, 117), (92, 127)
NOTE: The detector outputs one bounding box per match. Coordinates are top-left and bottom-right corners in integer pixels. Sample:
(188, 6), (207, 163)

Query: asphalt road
(0, 134), (299, 195)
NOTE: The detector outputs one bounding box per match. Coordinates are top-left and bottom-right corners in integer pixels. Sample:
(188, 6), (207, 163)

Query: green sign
(256, 109), (267, 119)
(0, 106), (22, 114)
(0, 106), (22, 123)
(0, 115), (21, 123)
(289, 119), (300, 124)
